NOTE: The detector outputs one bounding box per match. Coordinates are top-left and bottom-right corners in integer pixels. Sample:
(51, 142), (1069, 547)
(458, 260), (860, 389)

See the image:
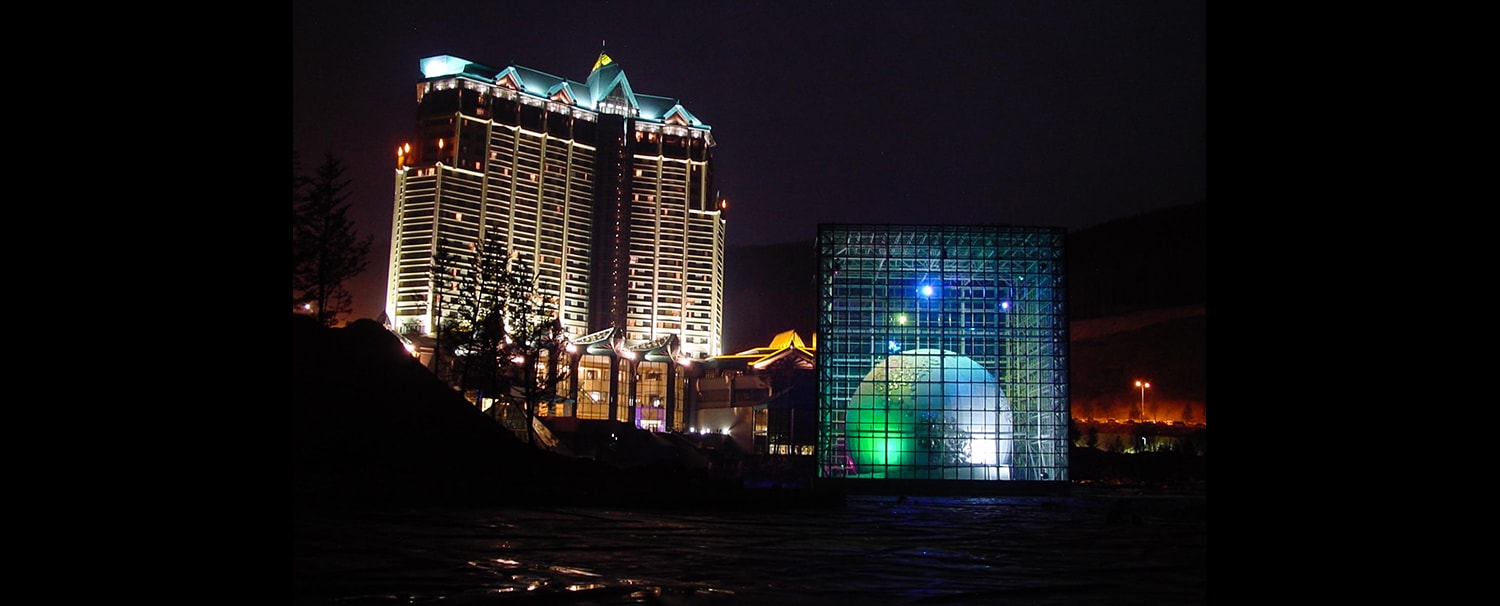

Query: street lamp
(1134, 380), (1150, 422)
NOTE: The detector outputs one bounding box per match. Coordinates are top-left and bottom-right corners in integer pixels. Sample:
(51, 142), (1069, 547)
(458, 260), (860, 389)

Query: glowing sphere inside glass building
(846, 349), (1012, 479)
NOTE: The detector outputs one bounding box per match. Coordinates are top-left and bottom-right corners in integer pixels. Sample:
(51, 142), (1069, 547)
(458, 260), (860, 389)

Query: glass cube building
(815, 224), (1069, 491)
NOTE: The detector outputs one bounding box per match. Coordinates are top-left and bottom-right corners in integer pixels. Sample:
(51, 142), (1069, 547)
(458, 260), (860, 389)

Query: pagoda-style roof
(707, 330), (817, 371)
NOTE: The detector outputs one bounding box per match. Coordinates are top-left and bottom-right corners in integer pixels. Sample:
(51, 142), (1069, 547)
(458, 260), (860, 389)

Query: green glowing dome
(846, 349), (1011, 474)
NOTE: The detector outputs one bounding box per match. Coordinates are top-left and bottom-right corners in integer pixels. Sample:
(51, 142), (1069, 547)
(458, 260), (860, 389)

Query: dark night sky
(293, 1), (1206, 323)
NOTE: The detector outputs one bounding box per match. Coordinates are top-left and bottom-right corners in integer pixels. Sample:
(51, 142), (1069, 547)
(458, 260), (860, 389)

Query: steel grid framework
(815, 224), (1069, 483)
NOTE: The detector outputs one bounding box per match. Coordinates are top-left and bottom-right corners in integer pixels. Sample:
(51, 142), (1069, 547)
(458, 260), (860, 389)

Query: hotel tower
(385, 53), (726, 360)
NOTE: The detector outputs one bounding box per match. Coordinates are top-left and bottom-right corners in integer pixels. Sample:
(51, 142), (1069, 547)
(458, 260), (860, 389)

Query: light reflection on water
(294, 491), (1205, 605)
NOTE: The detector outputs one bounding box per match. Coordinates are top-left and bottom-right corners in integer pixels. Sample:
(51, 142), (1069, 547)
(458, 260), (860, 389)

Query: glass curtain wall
(816, 224), (1069, 483)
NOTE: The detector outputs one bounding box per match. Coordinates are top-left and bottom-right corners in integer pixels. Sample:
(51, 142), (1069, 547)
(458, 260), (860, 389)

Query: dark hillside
(294, 314), (564, 505)
(1066, 201), (1206, 320)
(1068, 306), (1206, 422)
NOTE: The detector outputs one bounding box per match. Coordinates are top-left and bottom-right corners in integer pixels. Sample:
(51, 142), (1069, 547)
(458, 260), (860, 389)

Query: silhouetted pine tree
(431, 235), (569, 444)
(292, 151), (373, 326)
(495, 250), (568, 444)
(432, 236), (511, 404)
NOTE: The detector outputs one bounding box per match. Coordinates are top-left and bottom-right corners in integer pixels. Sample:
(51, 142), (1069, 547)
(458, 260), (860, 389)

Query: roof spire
(591, 50), (613, 73)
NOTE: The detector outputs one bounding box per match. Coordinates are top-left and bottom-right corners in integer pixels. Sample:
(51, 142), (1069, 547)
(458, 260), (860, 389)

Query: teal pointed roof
(586, 52), (639, 112)
(546, 80), (582, 105)
(661, 103), (702, 126)
(416, 53), (711, 132)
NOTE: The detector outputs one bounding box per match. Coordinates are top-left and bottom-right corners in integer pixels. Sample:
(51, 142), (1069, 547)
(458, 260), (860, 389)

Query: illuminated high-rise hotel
(386, 53), (726, 359)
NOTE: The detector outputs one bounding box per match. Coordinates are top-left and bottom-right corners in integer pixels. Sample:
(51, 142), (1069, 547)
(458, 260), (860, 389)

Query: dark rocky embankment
(294, 314), (835, 509)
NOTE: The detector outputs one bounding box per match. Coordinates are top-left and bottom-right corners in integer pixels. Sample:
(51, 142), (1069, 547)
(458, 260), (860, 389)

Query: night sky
(293, 0), (1206, 323)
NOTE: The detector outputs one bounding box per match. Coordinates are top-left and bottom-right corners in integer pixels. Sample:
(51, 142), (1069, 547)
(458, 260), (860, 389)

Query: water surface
(294, 490), (1206, 605)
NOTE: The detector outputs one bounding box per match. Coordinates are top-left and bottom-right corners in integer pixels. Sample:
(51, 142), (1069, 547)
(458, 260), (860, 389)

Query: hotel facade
(385, 53), (726, 360)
